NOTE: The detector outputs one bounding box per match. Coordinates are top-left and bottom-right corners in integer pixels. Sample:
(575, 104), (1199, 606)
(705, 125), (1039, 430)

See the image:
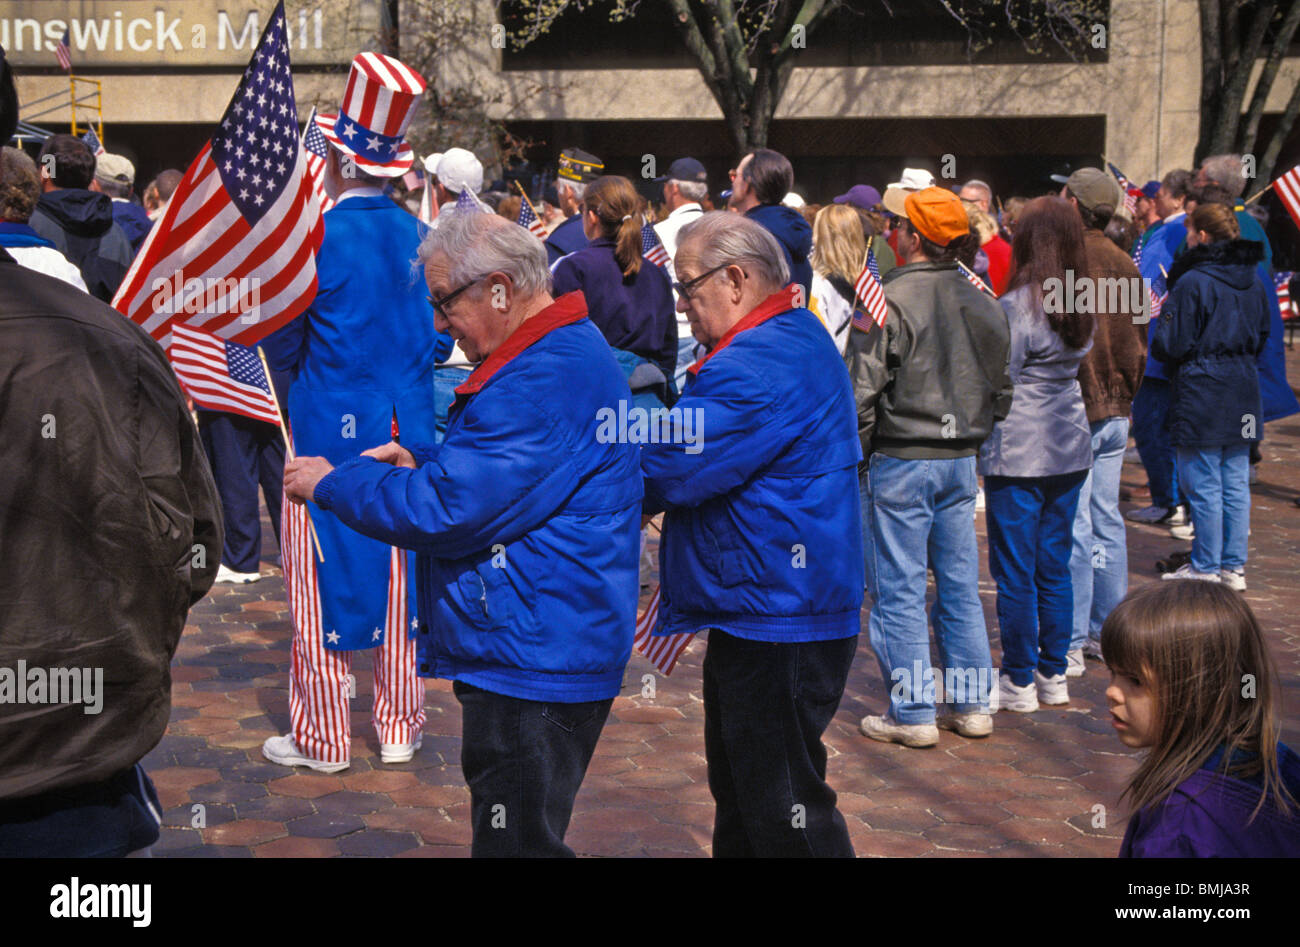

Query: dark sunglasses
(672, 263), (730, 299)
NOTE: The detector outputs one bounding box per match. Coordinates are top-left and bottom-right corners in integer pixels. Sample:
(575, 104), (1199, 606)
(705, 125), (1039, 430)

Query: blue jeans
(674, 335), (700, 392)
(1131, 378), (1179, 509)
(433, 366), (472, 444)
(1068, 418), (1129, 651)
(986, 471), (1087, 687)
(1176, 445), (1251, 573)
(861, 454), (992, 724)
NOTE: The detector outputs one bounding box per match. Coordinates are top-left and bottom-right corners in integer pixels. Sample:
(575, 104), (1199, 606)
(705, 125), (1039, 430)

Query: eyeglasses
(427, 276), (483, 319)
(672, 263), (731, 299)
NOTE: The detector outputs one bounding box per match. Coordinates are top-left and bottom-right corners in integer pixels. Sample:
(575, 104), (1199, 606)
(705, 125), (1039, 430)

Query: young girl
(1101, 582), (1300, 856)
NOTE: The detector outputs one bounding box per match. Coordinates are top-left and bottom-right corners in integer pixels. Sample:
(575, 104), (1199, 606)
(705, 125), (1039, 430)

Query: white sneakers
(1220, 569), (1247, 592)
(937, 711), (993, 738)
(1033, 670), (1069, 705)
(216, 563), (261, 584)
(380, 733), (423, 764)
(1169, 522), (1195, 541)
(991, 673), (1037, 713)
(1161, 563), (1222, 583)
(262, 734), (349, 773)
(1065, 649), (1086, 678)
(859, 714), (939, 748)
(1126, 504), (1188, 525)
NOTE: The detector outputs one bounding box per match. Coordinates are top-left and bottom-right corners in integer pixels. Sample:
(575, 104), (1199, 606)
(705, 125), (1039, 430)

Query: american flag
(1133, 233), (1144, 268)
(641, 222), (670, 267)
(958, 261), (996, 296)
(631, 585), (696, 676)
(851, 246), (889, 331)
(168, 324), (282, 425)
(1273, 164), (1300, 233)
(1149, 285), (1167, 320)
(55, 29), (71, 72)
(516, 195), (547, 239)
(81, 127), (105, 157)
(112, 2), (323, 346)
(1107, 162), (1139, 216)
(301, 106), (336, 213)
(1276, 272), (1296, 321)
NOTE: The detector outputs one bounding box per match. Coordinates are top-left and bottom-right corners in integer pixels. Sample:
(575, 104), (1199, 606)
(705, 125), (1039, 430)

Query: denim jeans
(433, 366), (473, 444)
(1068, 417), (1130, 651)
(674, 335), (700, 392)
(453, 681), (612, 858)
(861, 454), (993, 723)
(198, 410), (285, 573)
(703, 630), (856, 857)
(985, 471), (1087, 687)
(1176, 444), (1251, 573)
(1131, 378), (1179, 509)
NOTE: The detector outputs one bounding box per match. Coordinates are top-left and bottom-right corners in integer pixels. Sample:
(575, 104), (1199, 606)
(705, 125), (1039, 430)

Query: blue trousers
(433, 366), (473, 444)
(1131, 378), (1179, 509)
(986, 471), (1087, 687)
(198, 409), (285, 573)
(1177, 444), (1251, 572)
(1069, 418), (1130, 650)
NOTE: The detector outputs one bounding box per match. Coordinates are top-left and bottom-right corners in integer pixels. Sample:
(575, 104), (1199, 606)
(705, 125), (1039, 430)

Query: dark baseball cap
(1064, 167), (1122, 213)
(655, 156), (707, 184)
(833, 184), (882, 210)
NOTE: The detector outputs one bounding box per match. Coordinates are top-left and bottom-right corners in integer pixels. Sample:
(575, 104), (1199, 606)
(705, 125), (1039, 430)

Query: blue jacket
(1152, 239), (1269, 448)
(552, 238), (678, 382)
(314, 292), (644, 702)
(1137, 215), (1183, 382)
(262, 194), (451, 650)
(641, 287), (863, 643)
(110, 200), (153, 254)
(544, 213), (588, 265)
(1120, 742), (1300, 857)
(746, 204), (813, 297)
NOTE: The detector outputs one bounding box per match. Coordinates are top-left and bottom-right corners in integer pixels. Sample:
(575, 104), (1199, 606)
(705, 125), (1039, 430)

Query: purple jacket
(1120, 742), (1300, 857)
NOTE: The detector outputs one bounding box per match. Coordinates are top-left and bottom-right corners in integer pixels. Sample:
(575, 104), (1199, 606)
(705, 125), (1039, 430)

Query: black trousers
(453, 680), (612, 858)
(198, 410), (285, 573)
(703, 630), (857, 857)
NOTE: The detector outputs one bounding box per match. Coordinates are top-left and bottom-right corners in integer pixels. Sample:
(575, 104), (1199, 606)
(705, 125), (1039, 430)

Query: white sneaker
(859, 714), (939, 748)
(1170, 522), (1195, 541)
(1161, 563), (1222, 583)
(1165, 505), (1189, 526)
(262, 734), (348, 773)
(992, 672), (1038, 713)
(1065, 649), (1086, 678)
(1034, 669), (1069, 705)
(975, 488), (986, 512)
(216, 563), (261, 584)
(1125, 504), (1170, 524)
(380, 733), (423, 764)
(937, 711), (993, 738)
(1083, 639), (1104, 661)
(1220, 569), (1247, 592)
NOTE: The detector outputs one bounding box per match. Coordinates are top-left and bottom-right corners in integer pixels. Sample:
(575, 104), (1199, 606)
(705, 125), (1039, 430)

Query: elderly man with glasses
(641, 212), (864, 857)
(284, 212), (643, 857)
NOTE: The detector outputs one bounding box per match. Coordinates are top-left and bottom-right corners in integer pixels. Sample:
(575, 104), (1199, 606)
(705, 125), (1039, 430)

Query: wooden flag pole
(513, 179), (543, 220)
(1244, 182), (1272, 205)
(257, 347), (324, 564)
(957, 260), (995, 296)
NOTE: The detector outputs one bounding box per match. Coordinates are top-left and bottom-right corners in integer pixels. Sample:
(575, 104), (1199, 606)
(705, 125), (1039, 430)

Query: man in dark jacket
(729, 148), (812, 298)
(0, 46), (221, 859)
(28, 134), (133, 302)
(91, 151), (153, 254)
(544, 147), (601, 265)
(847, 186), (1011, 748)
(1062, 169), (1148, 673)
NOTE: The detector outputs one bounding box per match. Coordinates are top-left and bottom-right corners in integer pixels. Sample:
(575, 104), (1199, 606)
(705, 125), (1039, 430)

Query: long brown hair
(1188, 201), (1240, 242)
(1007, 195), (1092, 350)
(1100, 582), (1295, 822)
(582, 175), (644, 278)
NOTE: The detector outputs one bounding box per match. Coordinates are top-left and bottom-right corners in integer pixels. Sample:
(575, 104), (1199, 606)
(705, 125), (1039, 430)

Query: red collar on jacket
(455, 291), (588, 395)
(687, 284), (800, 377)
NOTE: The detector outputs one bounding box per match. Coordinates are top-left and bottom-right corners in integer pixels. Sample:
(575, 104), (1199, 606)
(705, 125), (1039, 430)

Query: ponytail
(583, 175), (644, 278)
(615, 214), (643, 278)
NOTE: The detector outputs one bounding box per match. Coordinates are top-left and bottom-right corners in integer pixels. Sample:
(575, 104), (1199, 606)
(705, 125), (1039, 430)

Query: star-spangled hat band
(317, 51), (426, 178)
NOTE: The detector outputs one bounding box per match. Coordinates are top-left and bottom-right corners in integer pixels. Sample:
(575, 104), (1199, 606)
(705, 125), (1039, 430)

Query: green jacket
(845, 260), (1012, 461)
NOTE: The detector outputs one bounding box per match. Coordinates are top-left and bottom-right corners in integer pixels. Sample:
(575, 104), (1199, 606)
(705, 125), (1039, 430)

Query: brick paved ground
(147, 351), (1300, 858)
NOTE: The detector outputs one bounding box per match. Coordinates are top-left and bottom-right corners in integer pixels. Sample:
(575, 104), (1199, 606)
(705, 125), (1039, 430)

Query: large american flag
(851, 245), (889, 331)
(516, 195), (547, 239)
(631, 585), (696, 676)
(641, 222), (670, 267)
(1273, 164), (1300, 233)
(169, 324), (281, 425)
(55, 29), (71, 72)
(301, 106), (336, 213)
(112, 2), (323, 346)
(1276, 272), (1296, 321)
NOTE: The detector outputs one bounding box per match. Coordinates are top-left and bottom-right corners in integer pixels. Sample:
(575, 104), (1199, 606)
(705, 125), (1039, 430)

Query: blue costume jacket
(641, 286), (864, 643)
(314, 292), (643, 702)
(263, 193), (451, 650)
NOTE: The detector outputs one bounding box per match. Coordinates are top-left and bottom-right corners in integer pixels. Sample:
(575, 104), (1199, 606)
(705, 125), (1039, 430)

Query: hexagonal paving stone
(337, 830), (421, 857)
(286, 812), (366, 839)
(314, 790), (393, 816)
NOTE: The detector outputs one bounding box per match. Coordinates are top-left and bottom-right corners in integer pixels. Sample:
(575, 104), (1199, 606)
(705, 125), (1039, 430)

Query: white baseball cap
(422, 152), (443, 175)
(435, 147), (483, 195)
(888, 167), (936, 191)
(782, 191), (805, 208)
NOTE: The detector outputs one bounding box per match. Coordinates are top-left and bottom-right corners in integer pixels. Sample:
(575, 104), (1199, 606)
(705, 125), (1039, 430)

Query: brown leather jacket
(1080, 229), (1147, 423)
(0, 250), (221, 801)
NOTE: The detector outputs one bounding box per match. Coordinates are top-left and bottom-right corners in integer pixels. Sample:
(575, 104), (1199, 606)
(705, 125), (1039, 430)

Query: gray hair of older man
(1199, 153), (1248, 199)
(417, 209), (552, 298)
(676, 211), (790, 290)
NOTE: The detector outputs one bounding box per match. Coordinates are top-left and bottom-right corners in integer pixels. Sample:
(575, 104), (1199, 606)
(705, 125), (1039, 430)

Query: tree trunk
(1259, 73), (1300, 185)
(1238, 0), (1300, 158)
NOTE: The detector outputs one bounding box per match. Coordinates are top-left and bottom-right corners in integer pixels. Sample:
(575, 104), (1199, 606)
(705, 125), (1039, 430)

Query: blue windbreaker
(314, 292), (644, 702)
(641, 286), (864, 643)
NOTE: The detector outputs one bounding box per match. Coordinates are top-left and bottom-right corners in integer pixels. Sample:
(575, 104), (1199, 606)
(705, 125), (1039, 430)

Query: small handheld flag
(301, 106), (337, 213)
(516, 192), (548, 239)
(631, 585), (696, 676)
(641, 222), (670, 267)
(851, 244), (889, 331)
(169, 324), (281, 425)
(958, 261), (996, 297)
(81, 127), (105, 157)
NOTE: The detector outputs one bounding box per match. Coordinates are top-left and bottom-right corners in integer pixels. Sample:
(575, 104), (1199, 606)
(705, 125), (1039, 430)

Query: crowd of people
(2, 45), (1299, 859)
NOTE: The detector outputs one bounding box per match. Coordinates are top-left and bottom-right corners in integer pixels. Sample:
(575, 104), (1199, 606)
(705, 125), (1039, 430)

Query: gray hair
(559, 179), (586, 201)
(677, 211), (789, 290)
(673, 179), (708, 203)
(94, 174), (131, 198)
(417, 210), (551, 298)
(1199, 153), (1248, 199)
(961, 179), (992, 201)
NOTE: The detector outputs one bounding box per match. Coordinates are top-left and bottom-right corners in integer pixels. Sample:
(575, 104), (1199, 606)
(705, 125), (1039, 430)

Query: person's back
(1080, 229), (1146, 421)
(746, 201), (812, 295)
(29, 188), (132, 301)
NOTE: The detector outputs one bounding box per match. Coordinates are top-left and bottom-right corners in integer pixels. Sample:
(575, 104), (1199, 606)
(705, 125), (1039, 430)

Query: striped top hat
(315, 52), (426, 178)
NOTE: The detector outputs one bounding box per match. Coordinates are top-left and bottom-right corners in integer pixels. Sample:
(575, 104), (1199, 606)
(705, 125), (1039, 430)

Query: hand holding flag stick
(258, 346), (324, 563)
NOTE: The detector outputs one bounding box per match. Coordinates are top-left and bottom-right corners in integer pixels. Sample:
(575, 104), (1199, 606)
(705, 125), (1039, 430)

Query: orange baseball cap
(883, 186), (970, 247)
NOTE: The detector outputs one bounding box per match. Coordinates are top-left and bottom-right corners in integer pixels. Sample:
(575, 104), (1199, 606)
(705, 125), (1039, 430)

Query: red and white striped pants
(282, 498), (426, 764)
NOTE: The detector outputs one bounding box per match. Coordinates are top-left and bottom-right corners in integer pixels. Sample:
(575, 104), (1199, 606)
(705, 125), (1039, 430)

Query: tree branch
(1239, 1), (1300, 154)
(1259, 61), (1300, 185)
(1209, 0), (1275, 155)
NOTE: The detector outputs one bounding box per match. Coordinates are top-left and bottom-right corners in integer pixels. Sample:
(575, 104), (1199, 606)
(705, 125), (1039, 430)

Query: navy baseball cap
(833, 184), (882, 210)
(655, 156), (708, 184)
(1140, 180), (1160, 199)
